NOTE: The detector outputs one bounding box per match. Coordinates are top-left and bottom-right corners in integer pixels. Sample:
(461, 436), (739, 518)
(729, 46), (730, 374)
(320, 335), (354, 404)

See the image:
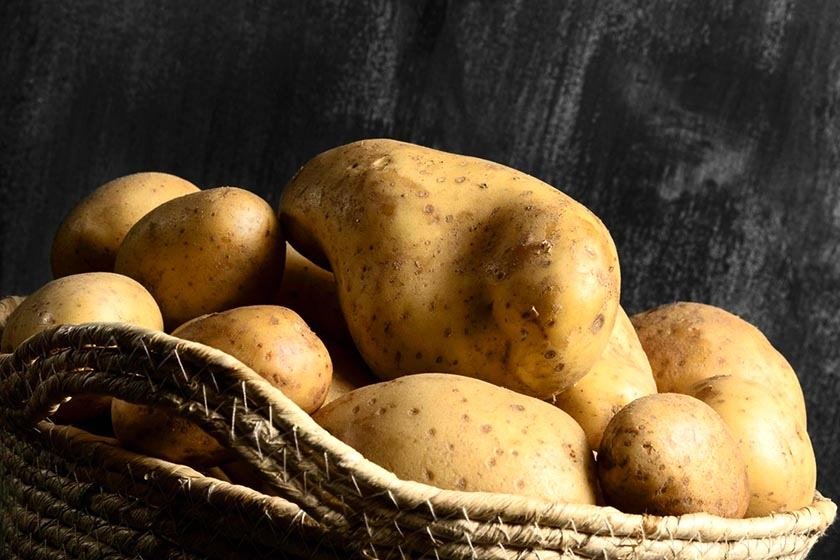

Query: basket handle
(0, 322), (377, 536)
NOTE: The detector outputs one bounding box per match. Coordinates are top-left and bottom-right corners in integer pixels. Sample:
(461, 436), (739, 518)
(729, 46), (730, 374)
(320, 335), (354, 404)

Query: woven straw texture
(0, 322), (835, 559)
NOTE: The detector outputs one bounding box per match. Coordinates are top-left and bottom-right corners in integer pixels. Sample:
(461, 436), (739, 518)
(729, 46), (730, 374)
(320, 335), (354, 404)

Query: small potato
(323, 341), (378, 404)
(173, 306), (333, 412)
(219, 459), (277, 495)
(1, 273), (163, 422)
(273, 243), (378, 403)
(0, 295), (25, 345)
(598, 393), (749, 517)
(112, 305), (332, 466)
(689, 376), (816, 517)
(51, 172), (199, 277)
(554, 307), (657, 450)
(1, 273), (163, 352)
(275, 243), (353, 346)
(202, 466), (233, 483)
(314, 373), (598, 504)
(631, 302), (807, 427)
(115, 187), (284, 329)
(110, 402), (233, 467)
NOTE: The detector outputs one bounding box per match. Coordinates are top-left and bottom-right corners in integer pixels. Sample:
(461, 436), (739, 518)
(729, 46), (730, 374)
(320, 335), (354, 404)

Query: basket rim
(30, 422), (840, 542)
(1, 321), (836, 547)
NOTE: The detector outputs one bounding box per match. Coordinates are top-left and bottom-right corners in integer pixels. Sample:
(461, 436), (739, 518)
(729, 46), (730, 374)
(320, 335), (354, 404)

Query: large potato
(115, 187), (284, 329)
(314, 373), (598, 504)
(281, 139), (620, 398)
(554, 307), (656, 450)
(689, 375), (816, 517)
(51, 172), (199, 278)
(112, 305), (332, 466)
(631, 302), (807, 426)
(0, 273), (163, 422)
(597, 393), (749, 517)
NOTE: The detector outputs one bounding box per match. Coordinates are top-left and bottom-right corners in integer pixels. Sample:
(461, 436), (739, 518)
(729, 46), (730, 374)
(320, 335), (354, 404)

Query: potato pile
(0, 139), (817, 519)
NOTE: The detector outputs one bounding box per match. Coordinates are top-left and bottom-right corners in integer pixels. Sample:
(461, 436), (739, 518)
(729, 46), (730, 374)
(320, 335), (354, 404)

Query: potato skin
(274, 243), (353, 346)
(115, 187), (284, 329)
(554, 307), (656, 450)
(110, 401), (233, 467)
(173, 306), (332, 412)
(0, 295), (25, 345)
(0, 273), (164, 422)
(51, 172), (199, 278)
(281, 139), (620, 398)
(1, 273), (163, 352)
(112, 305), (333, 466)
(597, 393), (749, 518)
(689, 376), (816, 517)
(323, 341), (378, 404)
(631, 302), (807, 427)
(314, 373), (598, 504)
(273, 243), (378, 403)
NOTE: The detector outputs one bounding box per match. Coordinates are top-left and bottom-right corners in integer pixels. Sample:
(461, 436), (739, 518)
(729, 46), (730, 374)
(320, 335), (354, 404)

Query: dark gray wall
(1, 0), (838, 557)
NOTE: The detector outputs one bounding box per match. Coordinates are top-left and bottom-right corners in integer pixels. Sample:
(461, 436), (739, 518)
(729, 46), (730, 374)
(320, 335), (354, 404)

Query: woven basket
(0, 323), (835, 559)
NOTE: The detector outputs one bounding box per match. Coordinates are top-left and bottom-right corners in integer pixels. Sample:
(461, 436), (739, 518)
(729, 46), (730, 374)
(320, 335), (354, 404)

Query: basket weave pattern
(0, 323), (835, 559)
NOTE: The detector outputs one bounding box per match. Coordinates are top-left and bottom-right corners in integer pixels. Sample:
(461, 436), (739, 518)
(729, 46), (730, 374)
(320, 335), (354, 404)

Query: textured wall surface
(1, 0), (838, 557)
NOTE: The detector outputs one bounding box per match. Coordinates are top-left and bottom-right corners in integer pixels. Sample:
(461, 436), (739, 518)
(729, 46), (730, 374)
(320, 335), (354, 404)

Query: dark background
(1, 0), (837, 557)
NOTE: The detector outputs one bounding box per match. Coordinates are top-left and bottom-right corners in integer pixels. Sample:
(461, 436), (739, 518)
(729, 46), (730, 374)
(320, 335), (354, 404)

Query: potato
(219, 458), (277, 495)
(689, 375), (816, 517)
(323, 341), (378, 404)
(280, 139), (620, 398)
(0, 295), (25, 345)
(112, 305), (332, 466)
(110, 402), (233, 467)
(202, 466), (233, 483)
(115, 187), (284, 329)
(631, 302), (807, 427)
(0, 273), (163, 422)
(275, 243), (354, 346)
(553, 307), (656, 450)
(313, 373), (598, 504)
(273, 243), (378, 403)
(1, 273), (163, 352)
(51, 172), (199, 278)
(173, 306), (332, 412)
(597, 393), (749, 517)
